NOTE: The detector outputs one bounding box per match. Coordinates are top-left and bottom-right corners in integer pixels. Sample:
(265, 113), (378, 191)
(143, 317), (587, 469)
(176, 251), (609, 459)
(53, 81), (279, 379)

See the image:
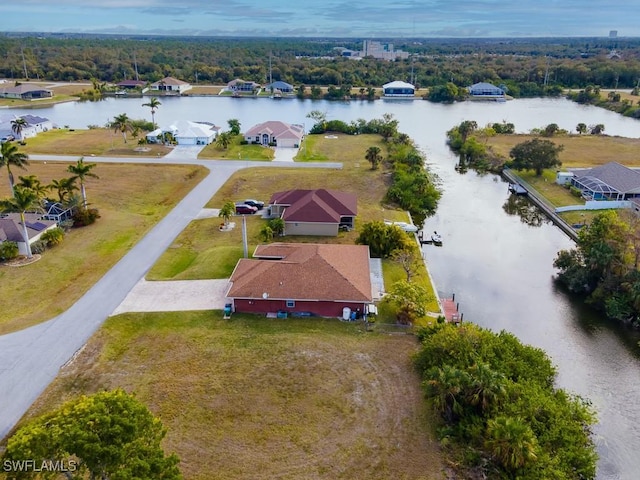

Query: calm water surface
(7, 96), (640, 479)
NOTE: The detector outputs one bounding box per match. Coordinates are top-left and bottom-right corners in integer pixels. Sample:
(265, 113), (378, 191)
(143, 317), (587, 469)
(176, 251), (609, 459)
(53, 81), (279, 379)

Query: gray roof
(0, 213), (56, 243)
(574, 162), (640, 194)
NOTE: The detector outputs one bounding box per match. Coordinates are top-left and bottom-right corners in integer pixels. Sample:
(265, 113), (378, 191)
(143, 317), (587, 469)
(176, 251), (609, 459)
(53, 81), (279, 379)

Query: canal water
(6, 96), (640, 479)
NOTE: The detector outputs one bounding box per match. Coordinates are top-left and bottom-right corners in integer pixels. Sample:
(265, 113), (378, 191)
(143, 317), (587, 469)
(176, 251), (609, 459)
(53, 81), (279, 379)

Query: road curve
(0, 154), (341, 439)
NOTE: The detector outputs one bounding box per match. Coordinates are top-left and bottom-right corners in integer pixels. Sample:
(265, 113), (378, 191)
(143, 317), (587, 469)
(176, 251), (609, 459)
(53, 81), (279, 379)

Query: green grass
(516, 170), (583, 207)
(198, 136), (274, 161)
(381, 258), (440, 319)
(21, 311), (444, 480)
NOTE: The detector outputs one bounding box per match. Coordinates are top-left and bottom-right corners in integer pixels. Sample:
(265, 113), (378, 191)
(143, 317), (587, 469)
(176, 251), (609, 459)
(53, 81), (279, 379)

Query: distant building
(149, 77), (191, 94)
(116, 80), (146, 89)
(0, 84), (53, 100)
(227, 79), (261, 93)
(362, 40), (409, 61)
(264, 81), (294, 94)
(467, 82), (506, 101)
(382, 81), (415, 98)
(609, 30), (618, 38)
(147, 120), (219, 146)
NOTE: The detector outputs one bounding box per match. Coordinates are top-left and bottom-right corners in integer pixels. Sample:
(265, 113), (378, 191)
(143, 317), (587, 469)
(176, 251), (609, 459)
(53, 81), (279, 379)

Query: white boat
(384, 220), (418, 233)
(431, 232), (443, 245)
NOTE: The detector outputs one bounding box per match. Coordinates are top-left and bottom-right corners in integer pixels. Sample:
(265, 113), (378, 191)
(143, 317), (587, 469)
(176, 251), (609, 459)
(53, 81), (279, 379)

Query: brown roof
(269, 189), (357, 223)
(152, 76), (189, 86)
(244, 121), (304, 141)
(227, 243), (372, 302)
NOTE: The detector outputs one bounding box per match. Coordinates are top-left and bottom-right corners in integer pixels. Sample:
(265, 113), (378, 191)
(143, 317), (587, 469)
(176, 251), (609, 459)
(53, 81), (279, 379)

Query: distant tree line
(3, 36), (640, 96)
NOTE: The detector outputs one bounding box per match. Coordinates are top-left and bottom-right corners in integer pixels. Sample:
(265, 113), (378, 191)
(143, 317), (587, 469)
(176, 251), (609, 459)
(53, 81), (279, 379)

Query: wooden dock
(441, 294), (462, 323)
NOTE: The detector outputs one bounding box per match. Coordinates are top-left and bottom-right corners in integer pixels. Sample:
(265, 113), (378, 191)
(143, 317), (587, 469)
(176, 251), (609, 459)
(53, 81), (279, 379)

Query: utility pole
(242, 215), (248, 258)
(21, 47), (28, 80)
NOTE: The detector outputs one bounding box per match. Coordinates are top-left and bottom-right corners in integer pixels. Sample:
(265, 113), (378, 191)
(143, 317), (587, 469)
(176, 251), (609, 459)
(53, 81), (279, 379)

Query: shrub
(569, 186), (583, 198)
(0, 241), (19, 261)
(41, 227), (65, 247)
(73, 208), (101, 227)
(30, 240), (47, 254)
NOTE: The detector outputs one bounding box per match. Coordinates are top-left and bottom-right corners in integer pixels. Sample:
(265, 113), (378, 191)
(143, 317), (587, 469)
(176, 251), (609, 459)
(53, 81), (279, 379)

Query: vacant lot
(22, 312), (444, 480)
(486, 133), (640, 168)
(19, 128), (172, 157)
(0, 161), (207, 334)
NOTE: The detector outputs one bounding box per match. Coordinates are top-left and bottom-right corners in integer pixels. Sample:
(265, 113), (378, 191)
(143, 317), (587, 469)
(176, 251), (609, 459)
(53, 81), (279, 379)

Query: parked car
(243, 199), (264, 209)
(235, 203), (258, 215)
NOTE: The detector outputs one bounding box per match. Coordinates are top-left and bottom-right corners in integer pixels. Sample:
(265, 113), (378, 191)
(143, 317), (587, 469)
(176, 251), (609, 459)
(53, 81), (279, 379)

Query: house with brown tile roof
(149, 76), (191, 94)
(226, 243), (372, 317)
(244, 121), (304, 148)
(268, 189), (357, 236)
(0, 213), (57, 256)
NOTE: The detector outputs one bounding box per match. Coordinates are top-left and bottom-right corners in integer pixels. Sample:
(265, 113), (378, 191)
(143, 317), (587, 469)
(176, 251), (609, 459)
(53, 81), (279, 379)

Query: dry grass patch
(19, 128), (172, 157)
(22, 312), (444, 480)
(486, 134), (640, 168)
(0, 162), (207, 334)
(185, 85), (225, 95)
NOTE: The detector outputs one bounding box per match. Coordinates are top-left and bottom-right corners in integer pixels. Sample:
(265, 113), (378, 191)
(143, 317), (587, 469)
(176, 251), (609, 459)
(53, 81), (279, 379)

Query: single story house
(116, 80), (147, 89)
(0, 84), (53, 100)
(227, 79), (261, 93)
(147, 120), (219, 145)
(568, 162), (640, 201)
(0, 213), (57, 256)
(226, 243), (373, 317)
(265, 81), (294, 94)
(244, 121), (304, 148)
(149, 77), (192, 94)
(0, 114), (53, 141)
(467, 82), (505, 99)
(268, 188), (357, 236)
(382, 80), (415, 97)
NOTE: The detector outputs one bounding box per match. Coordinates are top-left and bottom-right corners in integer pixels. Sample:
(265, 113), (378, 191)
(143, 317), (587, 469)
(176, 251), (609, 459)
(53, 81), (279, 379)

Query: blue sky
(2, 0), (636, 37)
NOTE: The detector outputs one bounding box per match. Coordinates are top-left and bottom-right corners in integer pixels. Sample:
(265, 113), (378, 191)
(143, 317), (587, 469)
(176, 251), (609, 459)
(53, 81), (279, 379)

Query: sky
(1, 0), (636, 38)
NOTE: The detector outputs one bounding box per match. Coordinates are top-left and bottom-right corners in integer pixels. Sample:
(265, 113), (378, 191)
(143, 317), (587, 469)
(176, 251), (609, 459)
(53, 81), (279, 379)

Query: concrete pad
(113, 278), (230, 315)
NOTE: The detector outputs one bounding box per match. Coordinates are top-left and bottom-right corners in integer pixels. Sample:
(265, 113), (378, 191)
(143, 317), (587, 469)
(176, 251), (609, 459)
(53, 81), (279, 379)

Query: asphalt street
(0, 151), (341, 439)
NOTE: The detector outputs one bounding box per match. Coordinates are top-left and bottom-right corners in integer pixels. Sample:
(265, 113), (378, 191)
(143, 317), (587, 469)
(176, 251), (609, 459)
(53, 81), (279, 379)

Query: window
(286, 300), (295, 308)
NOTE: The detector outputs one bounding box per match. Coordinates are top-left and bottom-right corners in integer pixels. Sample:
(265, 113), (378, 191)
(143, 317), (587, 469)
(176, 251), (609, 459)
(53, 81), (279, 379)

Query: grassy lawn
(380, 258), (440, 317)
(198, 136), (274, 161)
(486, 134), (640, 168)
(19, 128), (173, 157)
(0, 161), (207, 334)
(515, 170), (583, 207)
(151, 134), (417, 281)
(558, 210), (604, 226)
(21, 311), (444, 480)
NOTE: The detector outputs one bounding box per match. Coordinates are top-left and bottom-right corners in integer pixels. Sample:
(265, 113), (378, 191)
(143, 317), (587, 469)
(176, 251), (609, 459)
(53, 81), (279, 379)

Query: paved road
(0, 153), (341, 440)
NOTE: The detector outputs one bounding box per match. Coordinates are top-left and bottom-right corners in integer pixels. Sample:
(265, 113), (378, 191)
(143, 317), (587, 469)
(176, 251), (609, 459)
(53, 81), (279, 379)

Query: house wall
(233, 298), (367, 317)
(284, 222), (338, 236)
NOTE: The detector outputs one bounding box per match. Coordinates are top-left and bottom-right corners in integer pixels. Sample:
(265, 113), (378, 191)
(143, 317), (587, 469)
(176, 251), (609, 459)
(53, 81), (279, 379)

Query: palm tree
(466, 362), (507, 414)
(227, 119), (241, 136)
(49, 177), (78, 204)
(365, 146), (382, 170)
(218, 201), (235, 226)
(17, 175), (48, 201)
(0, 141), (29, 197)
(216, 132), (232, 150)
(142, 97), (161, 128)
(11, 117), (28, 142)
(111, 113), (132, 143)
(67, 157), (99, 209)
(0, 186), (41, 258)
(425, 365), (470, 422)
(485, 416), (539, 471)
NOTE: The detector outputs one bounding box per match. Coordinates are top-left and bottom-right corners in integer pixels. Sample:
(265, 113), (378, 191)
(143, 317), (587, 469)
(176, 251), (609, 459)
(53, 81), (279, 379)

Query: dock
(441, 294), (463, 324)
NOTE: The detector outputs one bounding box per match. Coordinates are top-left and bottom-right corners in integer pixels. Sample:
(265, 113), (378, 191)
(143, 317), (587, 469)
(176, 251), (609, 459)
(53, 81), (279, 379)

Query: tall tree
(216, 131), (232, 149)
(382, 280), (434, 324)
(509, 138), (563, 176)
(2, 389), (182, 479)
(48, 177), (79, 204)
(0, 186), (40, 258)
(17, 174), (47, 200)
(67, 157), (99, 209)
(484, 416), (539, 471)
(111, 113), (132, 143)
(218, 200), (235, 226)
(365, 145), (382, 170)
(142, 96), (161, 128)
(0, 140), (29, 197)
(11, 117), (28, 142)
(227, 118), (241, 136)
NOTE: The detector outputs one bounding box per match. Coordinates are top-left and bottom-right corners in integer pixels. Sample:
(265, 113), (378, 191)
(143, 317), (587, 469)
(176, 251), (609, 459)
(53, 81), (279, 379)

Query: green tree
(0, 186), (41, 258)
(216, 132), (232, 149)
(425, 365), (470, 422)
(576, 122), (588, 134)
(364, 145), (382, 170)
(356, 221), (412, 258)
(0, 140), (29, 197)
(306, 110), (327, 130)
(542, 123), (560, 137)
(17, 174), (47, 200)
(260, 224), (274, 242)
(590, 123), (605, 135)
(142, 96), (161, 128)
(67, 157), (99, 209)
(509, 138), (563, 176)
(484, 416), (539, 471)
(11, 117), (28, 142)
(2, 389), (181, 480)
(227, 118), (241, 136)
(111, 113), (132, 143)
(48, 177), (79, 204)
(218, 200), (235, 226)
(382, 280), (434, 324)
(268, 217), (285, 236)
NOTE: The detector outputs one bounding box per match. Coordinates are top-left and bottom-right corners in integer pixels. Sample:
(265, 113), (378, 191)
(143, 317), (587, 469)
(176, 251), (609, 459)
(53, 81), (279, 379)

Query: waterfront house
(382, 81), (415, 98)
(244, 121), (304, 148)
(150, 77), (192, 94)
(569, 162), (640, 201)
(226, 243), (372, 317)
(268, 188), (357, 236)
(467, 82), (506, 100)
(0, 84), (53, 100)
(147, 120), (219, 145)
(227, 79), (261, 93)
(265, 81), (294, 94)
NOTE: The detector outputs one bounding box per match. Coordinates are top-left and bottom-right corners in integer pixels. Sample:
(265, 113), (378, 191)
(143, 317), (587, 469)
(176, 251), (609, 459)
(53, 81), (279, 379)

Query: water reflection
(502, 194), (549, 227)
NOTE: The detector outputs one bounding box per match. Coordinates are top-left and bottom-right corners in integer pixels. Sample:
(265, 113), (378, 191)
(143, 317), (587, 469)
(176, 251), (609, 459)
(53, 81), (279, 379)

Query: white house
(0, 114), (53, 141)
(0, 213), (57, 256)
(147, 120), (219, 146)
(244, 121), (304, 148)
(467, 82), (506, 100)
(382, 81), (415, 98)
(149, 77), (192, 94)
